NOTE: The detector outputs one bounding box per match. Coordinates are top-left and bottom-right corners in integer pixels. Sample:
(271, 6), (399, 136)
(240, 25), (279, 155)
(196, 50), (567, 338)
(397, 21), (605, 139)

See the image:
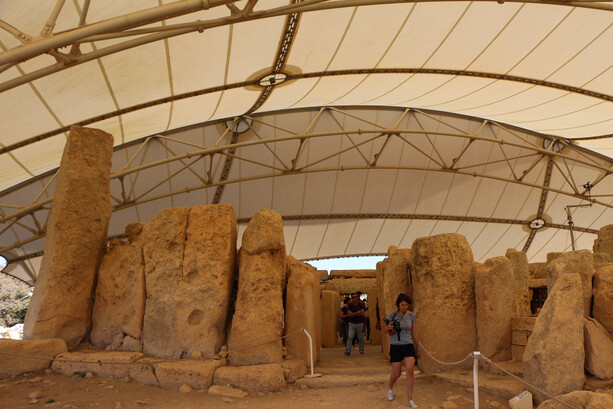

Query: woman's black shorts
(389, 343), (417, 363)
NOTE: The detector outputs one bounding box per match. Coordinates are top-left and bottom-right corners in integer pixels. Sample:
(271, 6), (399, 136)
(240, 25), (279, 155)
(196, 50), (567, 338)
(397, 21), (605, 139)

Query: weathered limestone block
(412, 234), (476, 373)
(213, 364), (286, 392)
(142, 205), (237, 358)
(547, 250), (594, 316)
(24, 126), (113, 348)
(320, 290), (340, 347)
(52, 351), (144, 378)
(125, 222), (144, 243)
(584, 317), (613, 380)
(320, 278), (377, 294)
(593, 225), (613, 261)
(228, 209), (286, 366)
(594, 252), (612, 270)
(91, 236), (145, 349)
(529, 262), (547, 279)
(538, 391), (613, 409)
(523, 273), (585, 404)
(0, 339), (67, 378)
(593, 266), (613, 335)
(475, 257), (514, 362)
(281, 359), (307, 382)
(330, 270), (376, 279)
(180, 204), (237, 356)
(285, 256), (320, 363)
(318, 270), (329, 282)
(505, 249), (531, 317)
(241, 208), (285, 254)
(377, 246), (412, 359)
(128, 356), (171, 385)
(142, 207), (190, 357)
(155, 360), (222, 389)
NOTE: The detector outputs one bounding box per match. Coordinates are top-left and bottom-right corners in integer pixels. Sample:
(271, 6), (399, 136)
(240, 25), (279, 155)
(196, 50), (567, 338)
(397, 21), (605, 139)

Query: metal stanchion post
(302, 328), (321, 378)
(473, 351), (481, 409)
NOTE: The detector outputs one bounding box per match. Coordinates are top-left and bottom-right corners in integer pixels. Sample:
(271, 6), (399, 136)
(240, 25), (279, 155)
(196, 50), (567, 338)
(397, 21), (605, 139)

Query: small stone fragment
(178, 384), (192, 392)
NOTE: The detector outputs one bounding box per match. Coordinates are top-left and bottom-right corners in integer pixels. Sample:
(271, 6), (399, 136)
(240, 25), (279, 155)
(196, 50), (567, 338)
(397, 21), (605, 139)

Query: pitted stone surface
(241, 208), (285, 254)
(155, 359), (222, 389)
(523, 273), (585, 404)
(593, 266), (613, 335)
(320, 290), (340, 348)
(475, 257), (514, 363)
(412, 234), (476, 373)
(547, 250), (594, 316)
(584, 317), (613, 380)
(505, 249), (531, 317)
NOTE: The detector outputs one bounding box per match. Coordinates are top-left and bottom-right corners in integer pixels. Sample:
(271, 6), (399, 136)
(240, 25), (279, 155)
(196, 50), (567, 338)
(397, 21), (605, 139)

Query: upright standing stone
(475, 257), (514, 362)
(228, 209), (286, 365)
(367, 288), (381, 345)
(90, 229), (145, 350)
(285, 256), (320, 363)
(523, 273), (585, 405)
(505, 249), (531, 317)
(593, 266), (613, 335)
(320, 290), (340, 348)
(24, 126), (113, 348)
(593, 225), (613, 261)
(412, 234), (476, 373)
(141, 205), (237, 358)
(376, 246), (412, 359)
(547, 250), (594, 316)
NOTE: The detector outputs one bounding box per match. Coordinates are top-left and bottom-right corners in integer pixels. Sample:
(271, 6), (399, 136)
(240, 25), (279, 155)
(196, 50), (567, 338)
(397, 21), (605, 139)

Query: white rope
(226, 328), (304, 354)
(419, 342), (473, 366)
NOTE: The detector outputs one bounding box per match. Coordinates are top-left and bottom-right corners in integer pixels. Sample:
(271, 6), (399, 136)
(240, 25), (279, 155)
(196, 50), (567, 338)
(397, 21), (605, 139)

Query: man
(344, 292), (365, 355)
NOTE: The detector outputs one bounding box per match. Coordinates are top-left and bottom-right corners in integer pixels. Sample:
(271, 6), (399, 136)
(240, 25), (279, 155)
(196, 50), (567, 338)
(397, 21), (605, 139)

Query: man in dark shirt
(344, 292), (365, 355)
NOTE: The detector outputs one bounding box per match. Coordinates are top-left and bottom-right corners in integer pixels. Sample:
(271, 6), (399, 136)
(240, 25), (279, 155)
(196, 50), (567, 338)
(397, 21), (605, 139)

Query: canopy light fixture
(0, 255), (7, 272)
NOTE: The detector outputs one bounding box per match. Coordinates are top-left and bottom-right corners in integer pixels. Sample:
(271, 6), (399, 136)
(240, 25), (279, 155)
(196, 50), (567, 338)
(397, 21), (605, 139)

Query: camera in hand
(384, 318), (401, 336)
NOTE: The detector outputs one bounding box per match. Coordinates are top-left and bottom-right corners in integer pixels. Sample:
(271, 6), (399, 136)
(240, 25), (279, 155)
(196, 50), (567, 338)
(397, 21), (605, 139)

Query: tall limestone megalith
(412, 234), (476, 373)
(285, 256), (321, 363)
(142, 205), (237, 358)
(24, 126), (113, 348)
(90, 225), (145, 350)
(547, 250), (594, 316)
(320, 290), (340, 347)
(593, 266), (613, 335)
(593, 225), (613, 261)
(475, 257), (514, 362)
(376, 246), (411, 359)
(523, 273), (585, 404)
(228, 209), (286, 365)
(505, 249), (531, 316)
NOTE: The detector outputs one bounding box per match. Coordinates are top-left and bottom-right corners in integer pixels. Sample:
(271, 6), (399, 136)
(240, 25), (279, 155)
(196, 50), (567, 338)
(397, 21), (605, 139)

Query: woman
(384, 293), (420, 408)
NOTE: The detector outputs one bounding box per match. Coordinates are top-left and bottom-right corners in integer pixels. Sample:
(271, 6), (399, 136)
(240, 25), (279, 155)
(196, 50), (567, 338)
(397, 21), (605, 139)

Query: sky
(305, 255), (385, 272)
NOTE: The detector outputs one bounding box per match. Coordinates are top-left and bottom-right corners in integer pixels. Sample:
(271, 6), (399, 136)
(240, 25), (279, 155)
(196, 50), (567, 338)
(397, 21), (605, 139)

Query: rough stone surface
(24, 126), (113, 348)
(412, 234), (476, 373)
(281, 359), (307, 383)
(505, 249), (531, 317)
(52, 351), (144, 378)
(0, 338), (67, 378)
(329, 270), (376, 279)
(594, 252), (612, 270)
(128, 357), (168, 385)
(142, 205), (237, 358)
(125, 222), (144, 243)
(547, 250), (594, 316)
(213, 364), (286, 392)
(593, 266), (613, 335)
(475, 257), (514, 363)
(584, 317), (613, 380)
(320, 278), (377, 294)
(228, 209), (285, 366)
(523, 273), (585, 404)
(529, 262), (547, 279)
(367, 288), (381, 345)
(377, 246), (412, 359)
(155, 359), (222, 389)
(318, 270), (329, 282)
(207, 385), (248, 398)
(241, 208), (285, 254)
(537, 390), (613, 409)
(91, 237), (145, 349)
(593, 225), (613, 261)
(320, 290), (340, 348)
(285, 256), (320, 363)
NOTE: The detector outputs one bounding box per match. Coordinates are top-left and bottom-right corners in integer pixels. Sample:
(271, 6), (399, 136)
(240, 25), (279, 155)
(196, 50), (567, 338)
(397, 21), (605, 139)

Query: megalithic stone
(24, 125), (113, 348)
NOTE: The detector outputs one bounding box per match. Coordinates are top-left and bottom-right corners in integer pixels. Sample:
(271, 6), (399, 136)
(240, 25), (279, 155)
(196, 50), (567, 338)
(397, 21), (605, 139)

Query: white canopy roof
(1, 0), (612, 284)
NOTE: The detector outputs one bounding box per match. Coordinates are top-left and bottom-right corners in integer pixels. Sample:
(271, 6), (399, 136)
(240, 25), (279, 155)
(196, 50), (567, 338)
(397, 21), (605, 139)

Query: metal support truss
(1, 107), (612, 262)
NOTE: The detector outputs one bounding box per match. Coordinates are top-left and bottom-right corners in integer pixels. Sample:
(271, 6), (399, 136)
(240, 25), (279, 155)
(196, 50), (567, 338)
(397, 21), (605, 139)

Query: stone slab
(0, 338), (67, 378)
(52, 351), (144, 378)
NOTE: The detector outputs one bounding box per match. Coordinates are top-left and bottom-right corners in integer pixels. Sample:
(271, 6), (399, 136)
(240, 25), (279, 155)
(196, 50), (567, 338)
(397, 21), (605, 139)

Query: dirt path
(0, 345), (509, 409)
